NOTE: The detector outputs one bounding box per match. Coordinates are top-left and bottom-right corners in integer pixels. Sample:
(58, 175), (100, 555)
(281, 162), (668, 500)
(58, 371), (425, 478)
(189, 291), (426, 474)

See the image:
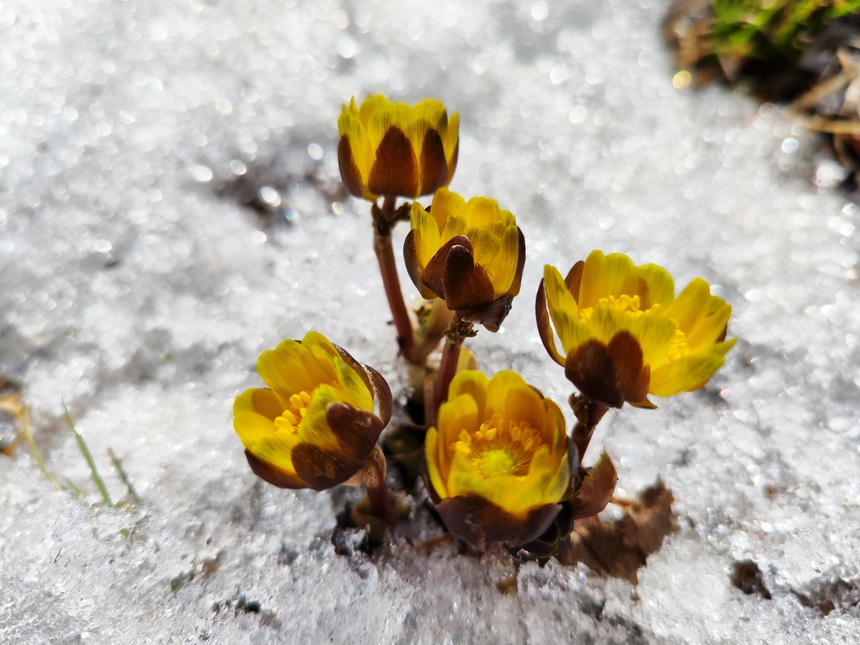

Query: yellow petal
(544, 265), (591, 355)
(437, 391), (480, 446)
(257, 340), (330, 405)
(295, 388), (343, 452)
(448, 370), (488, 417)
(483, 225), (520, 297)
(627, 312), (677, 369)
(234, 387), (267, 417)
(512, 445), (556, 511)
(429, 187), (465, 231)
(440, 213), (468, 243)
(543, 451), (570, 502)
(714, 337), (737, 357)
(649, 354), (726, 397)
(412, 99), (447, 130)
(582, 306), (632, 344)
(425, 427), (448, 498)
(542, 397), (568, 453)
(636, 263), (675, 308)
(466, 226), (502, 286)
(446, 462), (523, 516)
(301, 330), (340, 361)
(446, 111), (460, 156)
(248, 388), (283, 421)
(458, 196), (500, 228)
(663, 278), (712, 332)
(484, 371), (541, 427)
(404, 118), (431, 161)
(234, 407), (300, 479)
(411, 202), (443, 269)
(367, 108), (398, 151)
(578, 250), (638, 308)
(685, 299), (731, 353)
(357, 94), (393, 130)
(337, 108), (373, 183)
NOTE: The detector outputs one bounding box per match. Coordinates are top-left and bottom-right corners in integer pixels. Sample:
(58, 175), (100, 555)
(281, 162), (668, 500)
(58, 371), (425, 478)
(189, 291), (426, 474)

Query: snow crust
(2, 0), (859, 642)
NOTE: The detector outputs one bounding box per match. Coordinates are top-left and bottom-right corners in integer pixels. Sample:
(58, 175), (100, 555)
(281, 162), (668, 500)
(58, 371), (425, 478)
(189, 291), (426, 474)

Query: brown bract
(568, 451), (618, 519)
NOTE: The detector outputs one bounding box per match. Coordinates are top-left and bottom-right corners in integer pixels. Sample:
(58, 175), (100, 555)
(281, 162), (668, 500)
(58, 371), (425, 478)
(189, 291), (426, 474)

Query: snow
(2, 0), (859, 642)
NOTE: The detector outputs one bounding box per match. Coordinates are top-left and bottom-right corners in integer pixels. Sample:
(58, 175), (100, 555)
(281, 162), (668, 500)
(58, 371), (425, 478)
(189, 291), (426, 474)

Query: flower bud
(337, 95), (459, 201)
(404, 188), (525, 332)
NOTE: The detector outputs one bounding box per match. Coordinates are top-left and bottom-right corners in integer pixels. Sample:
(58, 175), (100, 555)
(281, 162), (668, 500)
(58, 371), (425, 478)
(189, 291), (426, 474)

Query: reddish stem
(362, 444), (396, 525)
(569, 395), (610, 467)
(373, 196), (416, 363)
(433, 316), (474, 415)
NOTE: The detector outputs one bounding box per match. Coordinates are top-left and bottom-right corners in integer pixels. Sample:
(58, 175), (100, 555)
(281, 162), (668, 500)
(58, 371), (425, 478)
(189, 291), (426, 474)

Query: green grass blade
(62, 402), (112, 506)
(20, 408), (62, 490)
(108, 447), (141, 505)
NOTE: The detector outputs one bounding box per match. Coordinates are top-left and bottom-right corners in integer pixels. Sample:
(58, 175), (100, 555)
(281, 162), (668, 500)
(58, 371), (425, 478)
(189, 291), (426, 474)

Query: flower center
(274, 390), (313, 433)
(579, 295), (690, 361)
(452, 413), (544, 479)
(579, 294), (647, 322)
(479, 449), (516, 477)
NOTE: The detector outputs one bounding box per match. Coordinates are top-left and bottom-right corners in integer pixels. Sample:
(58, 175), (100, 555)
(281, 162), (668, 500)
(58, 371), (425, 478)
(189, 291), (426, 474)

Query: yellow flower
(536, 250), (736, 408)
(337, 95), (459, 201)
(233, 331), (392, 490)
(425, 369), (570, 549)
(404, 188), (525, 331)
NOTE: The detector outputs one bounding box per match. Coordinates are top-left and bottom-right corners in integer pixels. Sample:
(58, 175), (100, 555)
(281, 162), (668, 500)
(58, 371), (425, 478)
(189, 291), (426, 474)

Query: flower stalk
(568, 394), (609, 467)
(433, 316), (475, 415)
(373, 196), (417, 364)
(358, 443), (397, 525)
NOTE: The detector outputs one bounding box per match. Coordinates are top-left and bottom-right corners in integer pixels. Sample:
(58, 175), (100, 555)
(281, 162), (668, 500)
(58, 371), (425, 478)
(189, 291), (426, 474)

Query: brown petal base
(291, 403), (385, 490)
(368, 127), (419, 198)
(434, 495), (562, 551)
(564, 331), (650, 408)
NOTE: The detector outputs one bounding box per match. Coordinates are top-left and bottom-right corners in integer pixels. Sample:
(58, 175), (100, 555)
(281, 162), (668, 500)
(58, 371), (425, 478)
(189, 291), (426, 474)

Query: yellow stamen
(274, 390), (313, 434)
(579, 294), (651, 323)
(450, 413), (545, 479)
(579, 294), (690, 360)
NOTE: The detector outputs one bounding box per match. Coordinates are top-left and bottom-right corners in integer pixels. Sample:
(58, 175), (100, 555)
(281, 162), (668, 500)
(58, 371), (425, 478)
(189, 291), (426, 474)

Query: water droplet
(189, 164), (213, 183)
(307, 143), (323, 160)
(214, 99), (233, 115)
(258, 186), (281, 208)
(780, 138), (798, 154)
(94, 239), (112, 253)
(672, 70), (692, 90)
(531, 1), (548, 21)
(568, 106), (587, 124)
